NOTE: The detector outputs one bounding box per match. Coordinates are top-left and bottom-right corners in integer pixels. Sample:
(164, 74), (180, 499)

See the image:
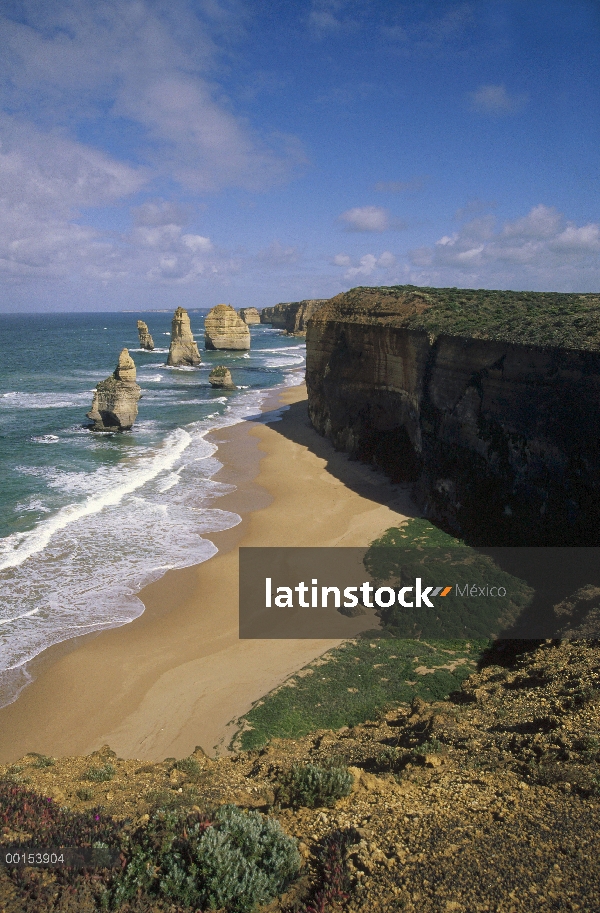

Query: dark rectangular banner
(239, 546), (600, 639)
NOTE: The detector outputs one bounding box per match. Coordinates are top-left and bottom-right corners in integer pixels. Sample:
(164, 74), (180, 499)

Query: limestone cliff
(167, 308), (201, 366)
(239, 307), (261, 325)
(208, 365), (235, 388)
(261, 299), (326, 335)
(205, 304), (250, 350)
(87, 348), (141, 431)
(137, 320), (154, 350)
(306, 285), (600, 545)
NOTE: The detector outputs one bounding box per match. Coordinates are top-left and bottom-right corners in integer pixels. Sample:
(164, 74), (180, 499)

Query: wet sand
(0, 385), (416, 763)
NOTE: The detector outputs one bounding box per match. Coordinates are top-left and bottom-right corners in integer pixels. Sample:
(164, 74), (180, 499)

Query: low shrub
(174, 756), (202, 780)
(276, 763), (353, 809)
(113, 804), (301, 912)
(84, 763), (115, 782)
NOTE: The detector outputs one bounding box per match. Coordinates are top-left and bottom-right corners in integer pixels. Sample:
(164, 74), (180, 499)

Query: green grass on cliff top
(335, 285), (600, 351)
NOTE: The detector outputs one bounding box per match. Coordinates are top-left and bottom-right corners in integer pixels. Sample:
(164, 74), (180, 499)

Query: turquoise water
(0, 311), (305, 708)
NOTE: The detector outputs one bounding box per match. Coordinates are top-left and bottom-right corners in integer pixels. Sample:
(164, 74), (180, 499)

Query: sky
(1, 0), (599, 312)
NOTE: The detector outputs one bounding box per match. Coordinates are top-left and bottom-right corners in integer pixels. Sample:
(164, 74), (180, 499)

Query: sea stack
(167, 307), (201, 366)
(205, 304), (250, 351)
(137, 320), (154, 350)
(87, 348), (141, 431)
(239, 307), (261, 325)
(208, 366), (235, 388)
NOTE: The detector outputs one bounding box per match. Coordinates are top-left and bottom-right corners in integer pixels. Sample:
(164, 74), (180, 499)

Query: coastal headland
(0, 383), (415, 764)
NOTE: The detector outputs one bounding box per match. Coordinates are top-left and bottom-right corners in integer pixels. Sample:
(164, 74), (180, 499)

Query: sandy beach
(0, 384), (416, 764)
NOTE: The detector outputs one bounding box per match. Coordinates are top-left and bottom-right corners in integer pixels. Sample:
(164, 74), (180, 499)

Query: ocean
(0, 311), (305, 710)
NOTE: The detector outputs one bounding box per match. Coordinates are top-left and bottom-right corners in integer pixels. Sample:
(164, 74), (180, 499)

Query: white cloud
(333, 250), (397, 280)
(407, 204), (600, 291)
(339, 206), (390, 232)
(0, 1), (304, 193)
(469, 84), (528, 115)
(332, 253), (351, 266)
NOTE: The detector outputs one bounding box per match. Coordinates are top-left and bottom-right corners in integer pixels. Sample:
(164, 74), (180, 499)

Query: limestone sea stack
(205, 304), (250, 351)
(167, 307), (201, 366)
(238, 307), (261, 325)
(87, 348), (141, 431)
(208, 366), (235, 388)
(137, 320), (154, 350)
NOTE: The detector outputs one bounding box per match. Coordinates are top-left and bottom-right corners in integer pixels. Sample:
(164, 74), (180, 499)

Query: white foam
(30, 434), (60, 443)
(1, 392), (91, 410)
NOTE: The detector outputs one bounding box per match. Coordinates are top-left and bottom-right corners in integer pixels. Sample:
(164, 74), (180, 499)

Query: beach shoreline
(0, 384), (416, 764)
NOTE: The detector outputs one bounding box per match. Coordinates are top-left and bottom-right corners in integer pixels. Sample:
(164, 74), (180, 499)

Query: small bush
(33, 755), (55, 768)
(276, 763), (353, 808)
(76, 787), (94, 801)
(174, 756), (202, 780)
(112, 804), (300, 912)
(84, 763), (115, 782)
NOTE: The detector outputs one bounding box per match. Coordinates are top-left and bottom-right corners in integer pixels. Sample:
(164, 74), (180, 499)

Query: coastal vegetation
(335, 284), (600, 350)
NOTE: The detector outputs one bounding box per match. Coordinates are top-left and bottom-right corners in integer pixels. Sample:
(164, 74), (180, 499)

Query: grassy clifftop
(314, 285), (600, 350)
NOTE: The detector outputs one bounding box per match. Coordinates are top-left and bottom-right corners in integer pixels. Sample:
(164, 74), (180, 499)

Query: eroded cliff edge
(306, 285), (600, 545)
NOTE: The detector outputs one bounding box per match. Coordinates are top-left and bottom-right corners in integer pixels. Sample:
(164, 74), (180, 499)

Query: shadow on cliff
(251, 399), (420, 519)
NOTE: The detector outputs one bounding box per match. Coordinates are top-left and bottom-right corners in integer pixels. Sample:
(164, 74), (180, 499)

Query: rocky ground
(1, 639), (599, 912)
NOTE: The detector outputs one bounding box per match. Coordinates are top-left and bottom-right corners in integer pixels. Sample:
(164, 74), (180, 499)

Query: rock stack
(167, 307), (201, 366)
(87, 349), (141, 431)
(205, 304), (250, 351)
(137, 320), (154, 350)
(239, 307), (261, 325)
(208, 366), (235, 388)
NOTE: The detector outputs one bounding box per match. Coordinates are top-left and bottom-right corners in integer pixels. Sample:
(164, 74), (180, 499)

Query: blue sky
(1, 0), (599, 311)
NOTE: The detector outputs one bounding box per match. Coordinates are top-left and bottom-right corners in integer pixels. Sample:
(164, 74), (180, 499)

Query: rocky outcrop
(205, 304), (250, 351)
(260, 303), (290, 329)
(87, 349), (141, 431)
(208, 366), (235, 388)
(238, 307), (261, 325)
(306, 286), (600, 546)
(260, 300), (326, 335)
(167, 308), (201, 366)
(137, 320), (154, 350)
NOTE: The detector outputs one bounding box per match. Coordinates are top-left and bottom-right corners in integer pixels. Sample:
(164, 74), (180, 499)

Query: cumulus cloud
(469, 84), (528, 115)
(339, 206), (400, 232)
(407, 204), (600, 291)
(333, 250), (397, 281)
(0, 0), (304, 193)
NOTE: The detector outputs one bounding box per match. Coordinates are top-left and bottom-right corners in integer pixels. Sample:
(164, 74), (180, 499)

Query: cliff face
(238, 307), (261, 325)
(261, 299), (327, 335)
(306, 287), (600, 545)
(137, 320), (154, 350)
(167, 308), (201, 366)
(87, 348), (141, 431)
(205, 304), (250, 350)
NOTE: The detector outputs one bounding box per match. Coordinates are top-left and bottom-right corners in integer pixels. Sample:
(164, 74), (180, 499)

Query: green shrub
(33, 755), (55, 768)
(76, 787), (94, 801)
(174, 756), (202, 780)
(112, 804), (300, 912)
(84, 763), (115, 782)
(276, 763), (353, 808)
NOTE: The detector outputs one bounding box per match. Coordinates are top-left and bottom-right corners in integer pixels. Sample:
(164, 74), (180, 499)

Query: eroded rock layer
(306, 285), (600, 545)
(205, 304), (250, 350)
(261, 299), (326, 335)
(167, 308), (201, 366)
(239, 307), (261, 325)
(137, 320), (154, 350)
(87, 348), (141, 431)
